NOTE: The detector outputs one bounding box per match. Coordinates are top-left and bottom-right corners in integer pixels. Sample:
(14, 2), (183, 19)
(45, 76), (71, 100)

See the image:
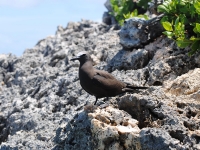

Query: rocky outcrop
(89, 106), (140, 150)
(0, 11), (200, 150)
(0, 19), (124, 149)
(118, 16), (164, 49)
(103, 0), (117, 25)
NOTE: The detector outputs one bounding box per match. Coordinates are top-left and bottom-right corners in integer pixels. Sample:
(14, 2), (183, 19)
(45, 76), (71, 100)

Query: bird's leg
(94, 97), (98, 105)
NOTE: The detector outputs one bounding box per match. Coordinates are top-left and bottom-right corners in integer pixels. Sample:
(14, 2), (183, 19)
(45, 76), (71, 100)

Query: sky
(0, 0), (107, 56)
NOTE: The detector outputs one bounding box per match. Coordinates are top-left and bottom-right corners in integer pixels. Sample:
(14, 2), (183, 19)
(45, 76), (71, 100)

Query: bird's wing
(95, 70), (115, 79)
(92, 70), (125, 91)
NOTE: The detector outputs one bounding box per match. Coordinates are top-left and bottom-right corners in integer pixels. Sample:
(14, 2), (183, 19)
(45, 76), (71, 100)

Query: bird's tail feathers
(126, 85), (148, 90)
(122, 86), (148, 93)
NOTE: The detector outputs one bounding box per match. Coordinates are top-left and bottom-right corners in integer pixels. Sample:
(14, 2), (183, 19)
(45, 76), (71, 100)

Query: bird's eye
(82, 54), (86, 56)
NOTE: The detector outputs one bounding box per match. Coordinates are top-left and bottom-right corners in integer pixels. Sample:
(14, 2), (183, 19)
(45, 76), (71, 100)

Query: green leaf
(194, 1), (200, 14)
(189, 41), (200, 55)
(157, 5), (169, 13)
(162, 22), (173, 31)
(196, 23), (200, 33)
(163, 0), (171, 8)
(160, 16), (169, 23)
(133, 9), (138, 16)
(191, 40), (200, 51)
(143, 15), (149, 20)
(137, 14), (149, 20)
(163, 31), (173, 38)
(190, 36), (200, 41)
(176, 40), (191, 48)
(193, 27), (198, 33)
(190, 36), (196, 41)
(174, 17), (179, 30)
(179, 14), (187, 24)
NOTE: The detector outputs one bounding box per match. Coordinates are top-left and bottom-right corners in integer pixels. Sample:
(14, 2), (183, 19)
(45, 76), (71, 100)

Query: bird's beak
(70, 56), (79, 61)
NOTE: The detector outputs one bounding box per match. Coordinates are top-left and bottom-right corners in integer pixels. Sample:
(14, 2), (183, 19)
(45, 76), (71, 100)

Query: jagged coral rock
(165, 68), (200, 96)
(1, 4), (200, 149)
(88, 106), (141, 150)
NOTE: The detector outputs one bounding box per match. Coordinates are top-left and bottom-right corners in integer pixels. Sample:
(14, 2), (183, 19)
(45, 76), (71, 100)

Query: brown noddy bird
(71, 51), (148, 105)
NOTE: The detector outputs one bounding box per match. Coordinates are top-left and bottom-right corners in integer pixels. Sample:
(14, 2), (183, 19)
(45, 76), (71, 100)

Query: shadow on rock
(52, 111), (93, 150)
(107, 49), (149, 72)
(0, 114), (9, 144)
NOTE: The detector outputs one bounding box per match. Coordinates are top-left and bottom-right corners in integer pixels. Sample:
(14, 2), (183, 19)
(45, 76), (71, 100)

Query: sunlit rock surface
(0, 16), (200, 150)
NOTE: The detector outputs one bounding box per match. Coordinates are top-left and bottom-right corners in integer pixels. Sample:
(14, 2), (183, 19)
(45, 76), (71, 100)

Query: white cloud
(0, 0), (41, 8)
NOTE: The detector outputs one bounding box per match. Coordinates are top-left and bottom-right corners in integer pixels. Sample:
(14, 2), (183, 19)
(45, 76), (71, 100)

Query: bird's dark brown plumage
(71, 51), (147, 105)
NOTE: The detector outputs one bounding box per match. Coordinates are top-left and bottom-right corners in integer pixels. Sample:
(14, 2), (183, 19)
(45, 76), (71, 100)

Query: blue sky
(0, 0), (107, 56)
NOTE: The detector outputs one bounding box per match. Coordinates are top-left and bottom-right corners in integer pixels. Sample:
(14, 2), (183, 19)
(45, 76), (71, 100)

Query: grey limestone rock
(104, 0), (112, 12)
(140, 128), (181, 150)
(0, 19), (122, 149)
(119, 15), (164, 49)
(0, 8), (200, 150)
(103, 0), (118, 25)
(107, 49), (149, 71)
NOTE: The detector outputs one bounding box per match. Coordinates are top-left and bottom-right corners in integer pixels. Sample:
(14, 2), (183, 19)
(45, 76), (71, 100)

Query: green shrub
(158, 0), (200, 55)
(110, 0), (150, 26)
(123, 9), (149, 20)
